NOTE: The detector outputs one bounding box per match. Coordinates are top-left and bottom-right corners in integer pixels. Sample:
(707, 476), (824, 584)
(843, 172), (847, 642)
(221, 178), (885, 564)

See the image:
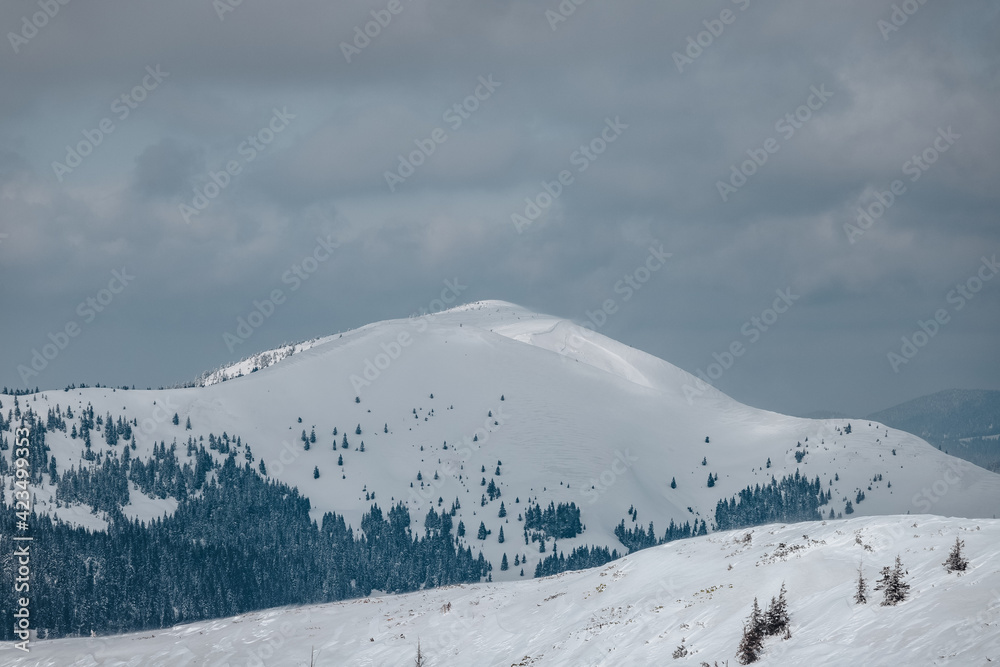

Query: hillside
(3, 300), (1000, 639)
(2, 515), (997, 666)
(868, 389), (1000, 473)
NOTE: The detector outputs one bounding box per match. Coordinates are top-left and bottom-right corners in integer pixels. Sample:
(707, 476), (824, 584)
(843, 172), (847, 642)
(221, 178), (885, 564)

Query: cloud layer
(1, 0), (998, 415)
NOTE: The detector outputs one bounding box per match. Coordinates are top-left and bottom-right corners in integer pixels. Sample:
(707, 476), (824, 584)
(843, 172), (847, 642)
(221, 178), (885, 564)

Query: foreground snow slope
(7, 301), (1000, 581)
(4, 515), (998, 666)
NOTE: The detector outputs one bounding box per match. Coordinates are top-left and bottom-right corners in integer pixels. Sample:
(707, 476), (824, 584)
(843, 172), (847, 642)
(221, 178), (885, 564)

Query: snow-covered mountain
(4, 514), (997, 666)
(6, 300), (1000, 582)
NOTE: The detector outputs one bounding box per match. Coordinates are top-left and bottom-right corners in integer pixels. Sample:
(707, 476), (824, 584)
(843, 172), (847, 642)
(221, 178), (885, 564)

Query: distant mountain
(4, 301), (1000, 639)
(867, 389), (1000, 473)
(800, 410), (854, 420)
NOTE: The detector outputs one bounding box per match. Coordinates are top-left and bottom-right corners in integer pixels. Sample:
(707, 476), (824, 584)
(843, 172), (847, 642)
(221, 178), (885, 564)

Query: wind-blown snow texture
(4, 300), (1000, 664)
(11, 301), (1000, 546)
(3, 515), (998, 666)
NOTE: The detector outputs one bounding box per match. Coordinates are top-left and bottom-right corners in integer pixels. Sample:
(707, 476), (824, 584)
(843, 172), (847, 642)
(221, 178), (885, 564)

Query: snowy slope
(4, 300), (1000, 584)
(196, 335), (338, 386)
(3, 515), (998, 666)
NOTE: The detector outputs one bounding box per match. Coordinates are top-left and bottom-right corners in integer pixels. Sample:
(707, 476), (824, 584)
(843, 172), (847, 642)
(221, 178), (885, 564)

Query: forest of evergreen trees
(533, 544), (620, 577)
(0, 452), (489, 640)
(522, 500), (583, 541)
(714, 470), (828, 531)
(614, 516), (706, 552)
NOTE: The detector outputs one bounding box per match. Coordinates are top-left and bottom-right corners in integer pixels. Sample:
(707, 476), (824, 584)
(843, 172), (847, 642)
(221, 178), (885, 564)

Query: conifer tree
(763, 583), (789, 636)
(172, 413), (179, 426)
(185, 416), (192, 430)
(707, 473), (715, 487)
(854, 563), (868, 604)
(737, 598), (765, 664)
(943, 537), (969, 573)
(670, 477), (677, 489)
(313, 466), (320, 479)
(875, 555), (910, 606)
(498, 526), (505, 543)
(498, 501), (507, 518)
(501, 553), (509, 571)
(477, 521), (488, 540)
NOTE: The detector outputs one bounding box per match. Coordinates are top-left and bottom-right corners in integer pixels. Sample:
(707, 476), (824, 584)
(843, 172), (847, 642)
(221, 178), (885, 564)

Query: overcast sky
(1, 0), (998, 417)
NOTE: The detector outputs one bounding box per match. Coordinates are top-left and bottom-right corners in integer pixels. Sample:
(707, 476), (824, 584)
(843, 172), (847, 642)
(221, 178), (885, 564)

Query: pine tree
(763, 583), (789, 636)
(854, 563), (868, 604)
(670, 477), (677, 489)
(498, 501), (507, 518)
(943, 537), (969, 573)
(501, 553), (509, 571)
(702, 456), (708, 466)
(737, 598), (765, 664)
(172, 413), (179, 426)
(185, 416), (191, 430)
(313, 466), (320, 479)
(477, 521), (487, 540)
(309, 429), (316, 443)
(707, 473), (715, 488)
(875, 555), (910, 606)
(355, 424), (362, 435)
(498, 526), (505, 543)
(338, 454), (343, 466)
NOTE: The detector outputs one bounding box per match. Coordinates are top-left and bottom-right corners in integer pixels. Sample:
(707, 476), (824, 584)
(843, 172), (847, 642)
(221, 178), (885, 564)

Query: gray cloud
(1, 0), (997, 415)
